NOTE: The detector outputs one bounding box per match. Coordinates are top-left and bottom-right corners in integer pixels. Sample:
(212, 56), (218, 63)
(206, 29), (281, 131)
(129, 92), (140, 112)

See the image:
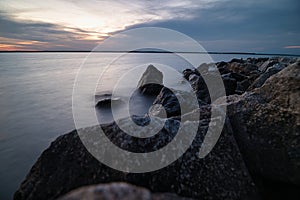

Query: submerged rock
(137, 65), (164, 96)
(95, 97), (123, 108)
(95, 93), (124, 108)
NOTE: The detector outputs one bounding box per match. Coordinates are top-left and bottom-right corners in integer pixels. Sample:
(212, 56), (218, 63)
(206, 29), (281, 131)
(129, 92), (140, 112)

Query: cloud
(0, 13), (102, 50)
(0, 0), (220, 35)
(0, 0), (299, 53)
(0, 0), (225, 50)
(126, 0), (300, 54)
(284, 46), (300, 49)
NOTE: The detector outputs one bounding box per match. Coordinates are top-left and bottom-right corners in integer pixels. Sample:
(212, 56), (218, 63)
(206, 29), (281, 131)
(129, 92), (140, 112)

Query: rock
(226, 61), (300, 198)
(186, 58), (298, 97)
(257, 59), (279, 72)
(229, 58), (245, 63)
(14, 116), (259, 200)
(149, 87), (205, 118)
(95, 93), (124, 108)
(226, 61), (258, 76)
(254, 58), (269, 65)
(95, 97), (123, 108)
(216, 61), (228, 69)
(188, 74), (211, 103)
(182, 69), (194, 80)
(137, 65), (163, 96)
(196, 63), (209, 74)
(278, 57), (298, 65)
(248, 63), (286, 90)
(221, 74), (237, 95)
(236, 79), (251, 94)
(58, 182), (192, 200)
(228, 72), (248, 82)
(183, 68), (231, 104)
(180, 105), (211, 122)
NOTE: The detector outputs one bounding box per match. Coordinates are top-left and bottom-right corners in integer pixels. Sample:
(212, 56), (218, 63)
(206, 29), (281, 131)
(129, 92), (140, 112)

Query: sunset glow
(284, 46), (300, 49)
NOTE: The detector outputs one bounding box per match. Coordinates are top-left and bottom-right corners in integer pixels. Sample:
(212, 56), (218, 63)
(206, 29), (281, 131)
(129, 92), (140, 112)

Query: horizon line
(0, 50), (299, 57)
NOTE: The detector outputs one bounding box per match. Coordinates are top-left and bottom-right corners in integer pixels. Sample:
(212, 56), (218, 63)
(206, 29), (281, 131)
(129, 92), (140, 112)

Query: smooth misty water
(0, 52), (268, 199)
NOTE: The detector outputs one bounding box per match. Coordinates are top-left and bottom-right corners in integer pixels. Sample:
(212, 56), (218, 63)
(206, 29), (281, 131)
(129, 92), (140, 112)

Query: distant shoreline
(0, 50), (299, 57)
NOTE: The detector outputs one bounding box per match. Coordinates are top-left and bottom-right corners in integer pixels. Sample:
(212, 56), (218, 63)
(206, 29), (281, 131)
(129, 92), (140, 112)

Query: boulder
(137, 65), (163, 96)
(95, 97), (123, 108)
(257, 59), (279, 72)
(236, 79), (251, 94)
(149, 87), (203, 118)
(14, 116), (259, 200)
(248, 63), (285, 90)
(226, 61), (300, 198)
(229, 58), (245, 64)
(95, 93), (124, 108)
(58, 182), (192, 200)
(227, 62), (258, 76)
(182, 69), (194, 80)
(221, 74), (237, 95)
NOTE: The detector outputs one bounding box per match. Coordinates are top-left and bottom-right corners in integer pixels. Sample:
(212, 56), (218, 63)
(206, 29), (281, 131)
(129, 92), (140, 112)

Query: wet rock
(137, 65), (163, 96)
(58, 182), (192, 200)
(95, 97), (123, 108)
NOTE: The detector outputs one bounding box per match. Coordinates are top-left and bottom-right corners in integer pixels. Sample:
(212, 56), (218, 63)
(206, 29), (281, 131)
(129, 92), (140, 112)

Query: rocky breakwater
(14, 58), (299, 200)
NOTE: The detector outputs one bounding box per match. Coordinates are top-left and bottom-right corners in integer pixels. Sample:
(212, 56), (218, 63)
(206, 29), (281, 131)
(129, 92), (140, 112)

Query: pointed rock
(137, 65), (163, 96)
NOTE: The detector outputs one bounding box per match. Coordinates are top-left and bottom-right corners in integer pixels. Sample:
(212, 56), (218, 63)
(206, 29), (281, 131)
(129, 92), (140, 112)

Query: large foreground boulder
(14, 115), (258, 200)
(58, 182), (193, 200)
(225, 61), (300, 198)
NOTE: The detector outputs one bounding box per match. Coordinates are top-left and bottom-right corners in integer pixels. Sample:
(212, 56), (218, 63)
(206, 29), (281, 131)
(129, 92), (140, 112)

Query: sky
(0, 0), (299, 53)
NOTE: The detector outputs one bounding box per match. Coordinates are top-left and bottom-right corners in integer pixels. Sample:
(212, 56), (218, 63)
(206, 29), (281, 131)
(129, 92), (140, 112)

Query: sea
(0, 52), (279, 199)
